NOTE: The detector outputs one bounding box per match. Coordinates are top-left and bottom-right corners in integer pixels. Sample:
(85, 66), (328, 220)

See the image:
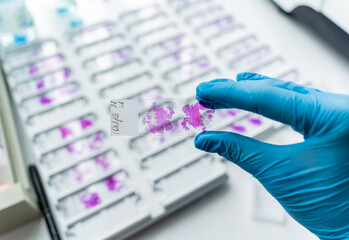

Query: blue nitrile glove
(195, 72), (349, 240)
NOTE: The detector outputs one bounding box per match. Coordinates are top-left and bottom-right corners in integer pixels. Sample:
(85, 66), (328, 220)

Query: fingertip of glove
(196, 78), (232, 92)
(194, 132), (205, 150)
(194, 131), (214, 150)
(237, 72), (270, 81)
(209, 78), (232, 84)
(195, 82), (207, 96)
(194, 131), (220, 151)
(195, 92), (208, 108)
(195, 83), (212, 107)
(236, 72), (255, 81)
(196, 78), (232, 101)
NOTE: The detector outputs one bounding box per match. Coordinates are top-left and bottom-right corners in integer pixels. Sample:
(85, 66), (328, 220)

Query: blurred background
(0, 0), (348, 239)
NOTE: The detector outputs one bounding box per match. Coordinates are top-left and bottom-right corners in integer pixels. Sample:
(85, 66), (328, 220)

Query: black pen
(29, 165), (61, 240)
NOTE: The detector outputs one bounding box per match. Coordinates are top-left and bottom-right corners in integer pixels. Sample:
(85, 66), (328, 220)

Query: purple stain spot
(50, 74), (57, 84)
(181, 102), (215, 131)
(183, 67), (193, 77)
(63, 69), (70, 79)
(94, 133), (103, 143)
(159, 42), (170, 51)
(231, 125), (246, 133)
(36, 78), (45, 89)
(160, 36), (183, 52)
(60, 126), (73, 138)
(142, 103), (176, 134)
(249, 118), (262, 125)
(118, 49), (131, 61)
(60, 86), (76, 96)
(56, 55), (64, 61)
(29, 64), (38, 75)
(219, 109), (238, 118)
(173, 52), (180, 62)
(31, 49), (41, 57)
(94, 154), (110, 170)
(215, 16), (234, 30)
(227, 109), (237, 116)
(66, 144), (75, 153)
(105, 175), (124, 191)
(174, 36), (183, 46)
(104, 24), (113, 33)
(74, 168), (83, 181)
(225, 16), (233, 25)
(80, 118), (93, 129)
(80, 192), (101, 209)
(158, 135), (165, 143)
(198, 60), (209, 69)
(40, 95), (52, 105)
(89, 134), (103, 150)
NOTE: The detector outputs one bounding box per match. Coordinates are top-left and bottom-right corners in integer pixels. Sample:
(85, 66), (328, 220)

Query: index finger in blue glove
(236, 72), (316, 94)
(196, 74), (315, 136)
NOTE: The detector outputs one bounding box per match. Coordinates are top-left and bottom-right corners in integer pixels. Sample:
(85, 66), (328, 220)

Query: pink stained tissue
(111, 99), (221, 136)
(60, 171), (128, 219)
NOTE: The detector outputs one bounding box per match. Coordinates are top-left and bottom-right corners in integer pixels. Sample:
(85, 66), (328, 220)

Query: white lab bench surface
(1, 0), (348, 239)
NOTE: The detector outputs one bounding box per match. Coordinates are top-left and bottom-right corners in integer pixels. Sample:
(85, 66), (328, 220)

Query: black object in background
(291, 6), (349, 59)
(29, 165), (61, 240)
(274, 2), (349, 59)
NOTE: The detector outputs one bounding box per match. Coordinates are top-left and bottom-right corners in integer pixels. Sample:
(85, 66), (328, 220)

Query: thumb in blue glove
(195, 72), (349, 240)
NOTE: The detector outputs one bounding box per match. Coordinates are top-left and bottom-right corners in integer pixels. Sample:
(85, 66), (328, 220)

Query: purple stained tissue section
(38, 85), (77, 106)
(142, 102), (176, 134)
(197, 60), (209, 69)
(66, 142), (81, 154)
(89, 133), (104, 150)
(215, 16), (235, 30)
(74, 163), (93, 182)
(94, 153), (110, 170)
(174, 36), (183, 46)
(80, 192), (101, 209)
(159, 36), (183, 52)
(219, 109), (237, 117)
(63, 68), (70, 78)
(31, 49), (41, 57)
(173, 49), (195, 63)
(66, 133), (103, 155)
(181, 102), (215, 131)
(35, 69), (70, 91)
(29, 64), (38, 75)
(173, 52), (180, 62)
(74, 168), (83, 182)
(59, 117), (93, 139)
(60, 126), (73, 138)
(80, 117), (93, 129)
(142, 102), (215, 134)
(249, 117), (262, 125)
(231, 125), (246, 133)
(118, 48), (132, 61)
(105, 175), (124, 192)
(36, 78), (45, 89)
(159, 41), (170, 51)
(40, 95), (52, 105)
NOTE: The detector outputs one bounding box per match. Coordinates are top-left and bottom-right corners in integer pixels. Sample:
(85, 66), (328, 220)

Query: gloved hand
(194, 72), (349, 240)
